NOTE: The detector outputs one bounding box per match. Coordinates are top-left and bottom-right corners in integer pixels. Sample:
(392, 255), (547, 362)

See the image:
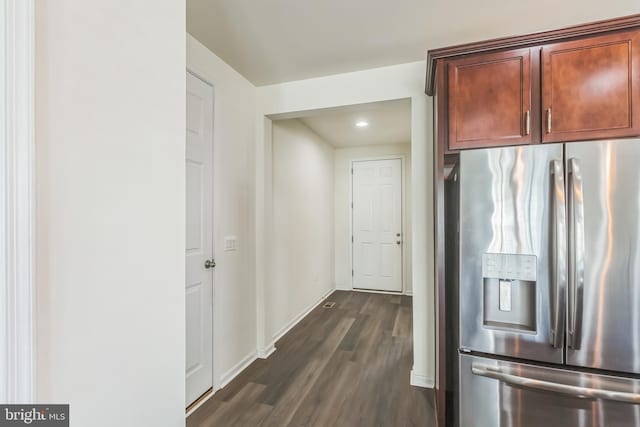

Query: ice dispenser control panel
(482, 253), (537, 281)
(482, 254), (537, 332)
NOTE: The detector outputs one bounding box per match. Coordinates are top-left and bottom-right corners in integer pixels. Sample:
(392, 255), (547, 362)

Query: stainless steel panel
(460, 145), (564, 363)
(460, 353), (640, 427)
(566, 139), (640, 374)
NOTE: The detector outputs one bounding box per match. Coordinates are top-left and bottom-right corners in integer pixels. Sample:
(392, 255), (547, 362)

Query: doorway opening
(265, 98), (413, 358)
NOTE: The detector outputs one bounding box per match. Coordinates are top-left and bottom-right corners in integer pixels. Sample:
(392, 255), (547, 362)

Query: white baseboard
(410, 370), (434, 388)
(352, 288), (403, 296)
(257, 344), (276, 359)
(219, 350), (258, 389)
(338, 287), (412, 296)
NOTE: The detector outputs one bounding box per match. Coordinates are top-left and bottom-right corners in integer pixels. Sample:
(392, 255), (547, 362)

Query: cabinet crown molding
(425, 13), (640, 96)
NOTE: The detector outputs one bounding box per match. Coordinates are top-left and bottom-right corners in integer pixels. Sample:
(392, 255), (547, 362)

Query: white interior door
(186, 72), (214, 407)
(352, 158), (403, 292)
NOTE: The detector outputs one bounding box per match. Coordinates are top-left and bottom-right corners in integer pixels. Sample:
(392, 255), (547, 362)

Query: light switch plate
(224, 236), (237, 251)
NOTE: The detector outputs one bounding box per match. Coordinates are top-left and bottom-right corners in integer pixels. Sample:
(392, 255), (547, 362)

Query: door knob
(396, 240), (401, 245)
(204, 259), (216, 269)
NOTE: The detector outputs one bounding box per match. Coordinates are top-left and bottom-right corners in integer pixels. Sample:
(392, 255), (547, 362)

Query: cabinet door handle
(546, 108), (552, 134)
(524, 110), (531, 136)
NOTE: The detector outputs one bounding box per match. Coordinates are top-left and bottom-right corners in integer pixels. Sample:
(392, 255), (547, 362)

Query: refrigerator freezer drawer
(460, 354), (640, 427)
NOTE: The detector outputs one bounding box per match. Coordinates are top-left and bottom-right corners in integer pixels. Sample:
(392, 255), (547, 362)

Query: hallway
(187, 291), (435, 427)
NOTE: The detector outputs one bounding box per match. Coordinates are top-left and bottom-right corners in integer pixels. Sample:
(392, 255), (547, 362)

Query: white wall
(36, 2), (185, 426)
(255, 61), (433, 385)
(186, 34), (258, 386)
(334, 144), (412, 294)
(269, 119), (334, 343)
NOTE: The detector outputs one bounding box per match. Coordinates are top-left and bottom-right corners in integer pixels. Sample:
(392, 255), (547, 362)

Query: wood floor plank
(186, 291), (436, 427)
(401, 294), (412, 307)
(338, 312), (370, 351)
(287, 353), (361, 427)
(389, 294), (402, 304)
(393, 305), (412, 338)
(236, 401), (273, 427)
(259, 316), (355, 427)
(202, 382), (266, 427)
(380, 300), (400, 332)
(212, 358), (268, 402)
(185, 399), (224, 427)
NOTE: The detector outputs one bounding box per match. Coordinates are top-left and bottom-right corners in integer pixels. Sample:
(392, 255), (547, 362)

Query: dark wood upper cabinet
(541, 30), (640, 143)
(448, 48), (533, 150)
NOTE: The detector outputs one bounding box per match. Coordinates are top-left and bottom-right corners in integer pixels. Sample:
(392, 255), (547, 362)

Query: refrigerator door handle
(567, 158), (585, 350)
(472, 364), (640, 404)
(550, 160), (567, 348)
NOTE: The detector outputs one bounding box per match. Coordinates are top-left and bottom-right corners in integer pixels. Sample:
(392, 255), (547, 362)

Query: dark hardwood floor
(187, 290), (436, 427)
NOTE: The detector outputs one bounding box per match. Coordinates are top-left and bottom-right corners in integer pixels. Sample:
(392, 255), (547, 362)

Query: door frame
(185, 69), (218, 413)
(0, 0), (36, 403)
(349, 155), (407, 294)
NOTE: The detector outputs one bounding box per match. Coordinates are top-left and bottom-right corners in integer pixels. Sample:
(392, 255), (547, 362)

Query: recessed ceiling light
(356, 121), (369, 127)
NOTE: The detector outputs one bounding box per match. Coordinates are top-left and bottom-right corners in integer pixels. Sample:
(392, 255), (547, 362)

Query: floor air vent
(323, 302), (336, 308)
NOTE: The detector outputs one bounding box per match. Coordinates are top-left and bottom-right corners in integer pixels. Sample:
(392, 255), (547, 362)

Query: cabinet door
(448, 48), (533, 150)
(542, 30), (640, 143)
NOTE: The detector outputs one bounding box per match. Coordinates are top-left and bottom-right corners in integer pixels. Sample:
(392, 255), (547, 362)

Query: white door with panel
(186, 72), (214, 407)
(352, 159), (403, 292)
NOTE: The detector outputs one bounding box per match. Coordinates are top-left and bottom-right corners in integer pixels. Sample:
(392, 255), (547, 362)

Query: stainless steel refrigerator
(458, 139), (640, 427)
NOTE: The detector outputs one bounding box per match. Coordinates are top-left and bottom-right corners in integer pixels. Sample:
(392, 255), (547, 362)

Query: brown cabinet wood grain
(541, 30), (640, 143)
(448, 48), (533, 150)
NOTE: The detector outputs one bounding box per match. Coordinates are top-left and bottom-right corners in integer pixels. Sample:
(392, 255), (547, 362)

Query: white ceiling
(293, 99), (410, 148)
(186, 0), (639, 86)
(187, 0), (430, 85)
